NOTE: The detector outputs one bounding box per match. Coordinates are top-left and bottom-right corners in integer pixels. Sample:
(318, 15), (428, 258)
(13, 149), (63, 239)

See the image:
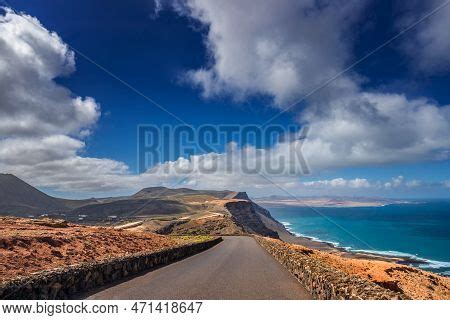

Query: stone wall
(0, 237), (222, 300)
(255, 236), (408, 300)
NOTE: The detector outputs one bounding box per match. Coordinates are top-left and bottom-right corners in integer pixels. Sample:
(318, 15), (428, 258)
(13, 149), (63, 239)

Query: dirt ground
(267, 237), (450, 300)
(0, 217), (182, 281)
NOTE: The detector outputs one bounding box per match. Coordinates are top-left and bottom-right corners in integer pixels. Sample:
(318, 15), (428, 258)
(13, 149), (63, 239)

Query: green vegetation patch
(170, 235), (216, 244)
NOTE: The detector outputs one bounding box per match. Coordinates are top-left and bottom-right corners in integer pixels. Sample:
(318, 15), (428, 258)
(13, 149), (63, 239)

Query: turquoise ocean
(267, 201), (450, 275)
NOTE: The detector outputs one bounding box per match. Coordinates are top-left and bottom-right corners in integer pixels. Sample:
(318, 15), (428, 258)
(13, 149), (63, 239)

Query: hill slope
(0, 174), (284, 238)
(0, 174), (95, 216)
(0, 174), (67, 216)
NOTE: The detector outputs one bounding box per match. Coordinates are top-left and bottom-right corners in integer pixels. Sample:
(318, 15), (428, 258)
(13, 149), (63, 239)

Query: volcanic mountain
(0, 174), (90, 215)
(0, 174), (284, 238)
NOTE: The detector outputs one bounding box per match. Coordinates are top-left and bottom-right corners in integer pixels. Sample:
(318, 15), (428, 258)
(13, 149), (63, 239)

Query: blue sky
(6, 0), (296, 166)
(1, 0), (450, 198)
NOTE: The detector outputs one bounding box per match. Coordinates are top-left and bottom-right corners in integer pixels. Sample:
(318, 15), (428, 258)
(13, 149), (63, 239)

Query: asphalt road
(86, 236), (312, 299)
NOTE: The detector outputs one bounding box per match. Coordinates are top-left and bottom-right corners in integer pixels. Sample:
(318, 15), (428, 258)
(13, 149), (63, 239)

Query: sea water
(266, 201), (450, 275)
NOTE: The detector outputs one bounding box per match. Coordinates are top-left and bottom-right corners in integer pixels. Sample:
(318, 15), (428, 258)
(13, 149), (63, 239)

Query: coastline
(258, 199), (450, 276)
(272, 220), (449, 274)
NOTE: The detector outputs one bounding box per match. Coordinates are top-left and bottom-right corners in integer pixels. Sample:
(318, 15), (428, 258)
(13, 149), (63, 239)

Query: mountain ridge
(0, 174), (283, 238)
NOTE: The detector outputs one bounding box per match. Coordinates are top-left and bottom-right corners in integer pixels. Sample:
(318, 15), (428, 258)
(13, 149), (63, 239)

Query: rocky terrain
(0, 217), (208, 281)
(256, 236), (450, 300)
(118, 198), (282, 238)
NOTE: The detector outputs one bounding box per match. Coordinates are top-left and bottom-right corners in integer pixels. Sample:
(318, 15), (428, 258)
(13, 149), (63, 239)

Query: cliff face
(224, 200), (279, 238)
(222, 191), (286, 238)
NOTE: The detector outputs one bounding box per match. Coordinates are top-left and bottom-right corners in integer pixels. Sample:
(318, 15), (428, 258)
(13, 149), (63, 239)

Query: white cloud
(398, 0), (450, 74)
(384, 176), (404, 189)
(299, 176), (450, 193)
(0, 135), (84, 165)
(1, 4), (450, 199)
(0, 8), (100, 138)
(383, 176), (450, 190)
(151, 0), (163, 18)
(0, 8), (126, 193)
(169, 0), (450, 172)
(302, 92), (450, 170)
(174, 0), (363, 106)
(303, 178), (371, 189)
(406, 179), (422, 188)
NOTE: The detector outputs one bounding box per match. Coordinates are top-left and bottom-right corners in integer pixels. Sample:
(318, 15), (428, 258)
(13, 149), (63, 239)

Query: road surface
(86, 236), (312, 299)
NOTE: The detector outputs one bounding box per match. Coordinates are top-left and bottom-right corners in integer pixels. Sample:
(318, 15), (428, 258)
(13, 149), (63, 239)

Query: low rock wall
(255, 236), (408, 300)
(0, 237), (222, 299)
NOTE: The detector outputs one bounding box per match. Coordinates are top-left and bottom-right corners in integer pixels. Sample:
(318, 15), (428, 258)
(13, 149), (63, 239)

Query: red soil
(265, 237), (450, 300)
(0, 217), (178, 281)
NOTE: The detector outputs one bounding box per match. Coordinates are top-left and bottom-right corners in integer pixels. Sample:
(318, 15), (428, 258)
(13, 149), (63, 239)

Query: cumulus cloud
(168, 0), (450, 172)
(0, 135), (84, 165)
(0, 8), (100, 137)
(384, 176), (405, 189)
(174, 0), (363, 106)
(0, 8), (246, 195)
(302, 92), (450, 170)
(397, 0), (450, 74)
(0, 8), (128, 193)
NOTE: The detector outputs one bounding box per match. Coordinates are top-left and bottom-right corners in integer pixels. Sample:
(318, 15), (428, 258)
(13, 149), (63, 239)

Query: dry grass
(0, 217), (183, 281)
(263, 237), (450, 300)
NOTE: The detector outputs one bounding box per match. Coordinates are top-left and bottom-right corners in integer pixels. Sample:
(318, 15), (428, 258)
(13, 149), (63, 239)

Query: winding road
(85, 236), (312, 299)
